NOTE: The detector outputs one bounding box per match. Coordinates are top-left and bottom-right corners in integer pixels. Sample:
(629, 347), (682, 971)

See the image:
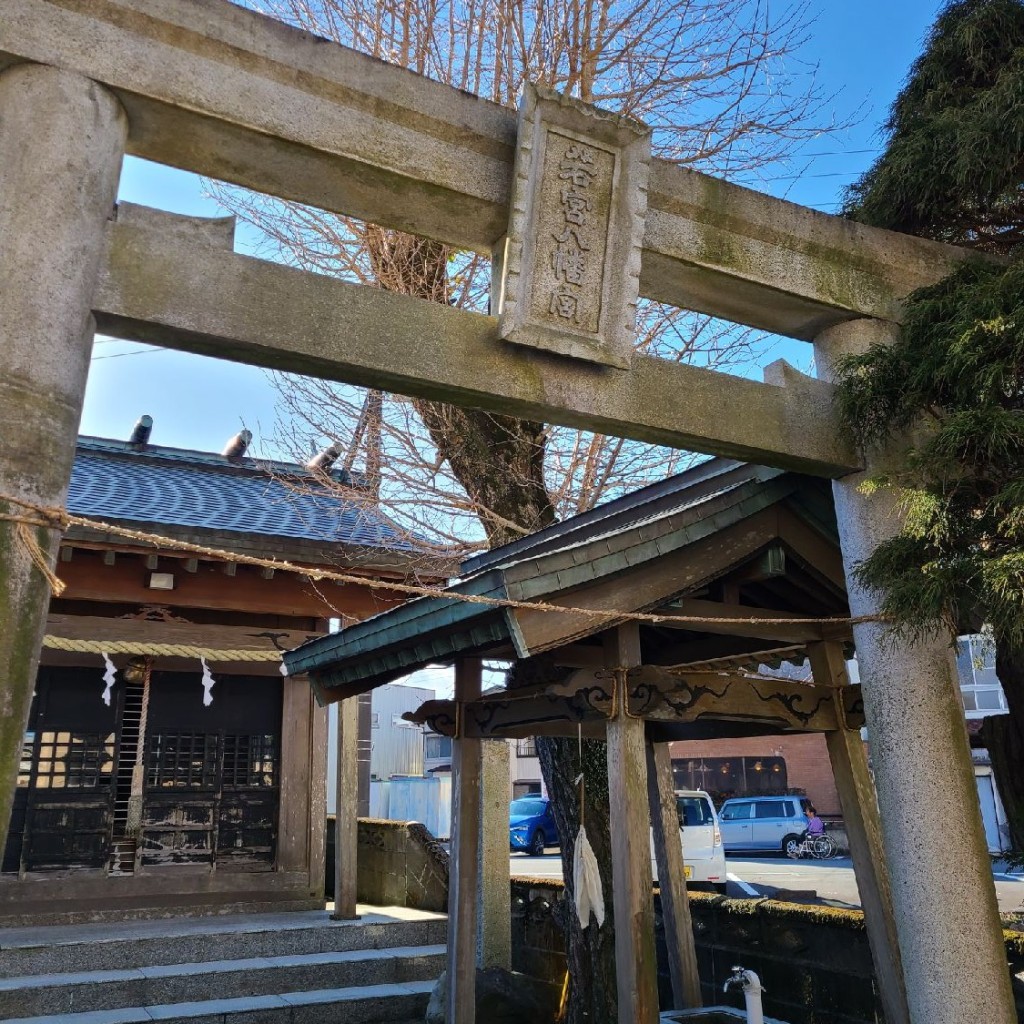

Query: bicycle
(785, 832), (837, 860)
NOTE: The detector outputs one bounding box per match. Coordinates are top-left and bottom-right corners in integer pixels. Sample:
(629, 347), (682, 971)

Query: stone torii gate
(0, 2), (1012, 1023)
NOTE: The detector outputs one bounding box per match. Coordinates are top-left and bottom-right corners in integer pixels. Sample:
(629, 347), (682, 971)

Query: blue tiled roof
(67, 438), (415, 550)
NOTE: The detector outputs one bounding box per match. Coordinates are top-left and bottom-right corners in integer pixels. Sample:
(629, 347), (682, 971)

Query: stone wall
(325, 816), (449, 913)
(510, 878), (1024, 1024)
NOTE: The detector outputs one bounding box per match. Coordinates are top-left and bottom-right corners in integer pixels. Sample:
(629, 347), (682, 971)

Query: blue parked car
(509, 796), (558, 856)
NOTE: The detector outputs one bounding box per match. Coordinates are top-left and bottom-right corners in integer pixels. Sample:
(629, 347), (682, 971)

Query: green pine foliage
(835, 254), (1024, 645)
(843, 0), (1024, 252)
(836, 0), (1024, 652)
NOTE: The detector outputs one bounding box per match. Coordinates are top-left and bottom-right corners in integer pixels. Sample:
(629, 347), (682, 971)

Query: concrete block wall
(326, 816), (449, 912)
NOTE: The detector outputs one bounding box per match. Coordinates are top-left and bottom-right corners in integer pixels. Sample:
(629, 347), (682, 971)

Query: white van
(651, 789), (727, 894)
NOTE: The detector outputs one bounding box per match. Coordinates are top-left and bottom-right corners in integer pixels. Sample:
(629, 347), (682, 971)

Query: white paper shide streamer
(200, 657), (216, 706)
(573, 824), (605, 929)
(572, 765), (605, 930)
(100, 653), (117, 706)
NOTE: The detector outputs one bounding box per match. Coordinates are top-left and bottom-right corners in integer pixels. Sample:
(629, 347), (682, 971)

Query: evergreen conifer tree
(838, 0), (1024, 849)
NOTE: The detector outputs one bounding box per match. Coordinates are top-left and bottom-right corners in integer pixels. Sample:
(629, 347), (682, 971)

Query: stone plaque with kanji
(497, 85), (651, 369)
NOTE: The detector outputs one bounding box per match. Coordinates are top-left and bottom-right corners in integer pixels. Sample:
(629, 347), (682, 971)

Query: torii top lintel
(0, 0), (975, 475)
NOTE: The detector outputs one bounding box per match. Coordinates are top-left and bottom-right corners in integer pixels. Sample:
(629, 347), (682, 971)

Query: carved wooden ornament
(498, 84), (652, 369)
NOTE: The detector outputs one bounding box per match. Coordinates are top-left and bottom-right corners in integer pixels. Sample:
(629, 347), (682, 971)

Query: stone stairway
(0, 905), (445, 1023)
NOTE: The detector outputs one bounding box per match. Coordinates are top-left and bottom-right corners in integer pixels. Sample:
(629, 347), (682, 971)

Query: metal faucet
(723, 966), (765, 1024)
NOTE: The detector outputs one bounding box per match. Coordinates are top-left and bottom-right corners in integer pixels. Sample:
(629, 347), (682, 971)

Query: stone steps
(0, 907), (445, 1024)
(1, 980), (435, 1024)
(0, 914), (446, 978)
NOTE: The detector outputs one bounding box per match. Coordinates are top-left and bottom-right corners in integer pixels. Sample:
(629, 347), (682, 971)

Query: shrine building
(0, 423), (432, 924)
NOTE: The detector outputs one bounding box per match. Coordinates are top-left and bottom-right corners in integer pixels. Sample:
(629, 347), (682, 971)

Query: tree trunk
(510, 656), (618, 1024)
(366, 227), (617, 1022)
(981, 633), (1024, 853)
(537, 736), (617, 1024)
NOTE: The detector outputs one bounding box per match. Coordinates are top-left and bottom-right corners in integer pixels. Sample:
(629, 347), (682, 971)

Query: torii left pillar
(0, 64), (127, 852)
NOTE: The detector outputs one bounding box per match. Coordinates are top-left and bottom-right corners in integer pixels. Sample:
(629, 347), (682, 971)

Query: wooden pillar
(604, 624), (659, 1024)
(309, 690), (329, 894)
(447, 657), (483, 1024)
(808, 641), (909, 1024)
(646, 741), (701, 1009)
(278, 677), (327, 894)
(331, 695), (360, 920)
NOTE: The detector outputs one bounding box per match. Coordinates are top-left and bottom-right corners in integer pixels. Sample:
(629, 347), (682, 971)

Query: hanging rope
(13, 519), (66, 596)
(2, 492), (885, 631)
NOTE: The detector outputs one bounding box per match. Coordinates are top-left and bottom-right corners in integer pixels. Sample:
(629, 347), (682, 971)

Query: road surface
(509, 851), (1024, 915)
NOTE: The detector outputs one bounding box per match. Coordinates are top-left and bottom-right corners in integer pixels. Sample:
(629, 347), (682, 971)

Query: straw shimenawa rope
(1, 492), (884, 631)
(41, 636), (283, 662)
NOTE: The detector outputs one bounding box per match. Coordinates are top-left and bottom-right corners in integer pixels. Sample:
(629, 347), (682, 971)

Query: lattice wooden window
(33, 731), (115, 789)
(146, 733), (218, 789)
(222, 734), (277, 789)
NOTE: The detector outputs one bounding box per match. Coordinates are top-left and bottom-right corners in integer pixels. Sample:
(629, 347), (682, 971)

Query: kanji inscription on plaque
(497, 85), (651, 369)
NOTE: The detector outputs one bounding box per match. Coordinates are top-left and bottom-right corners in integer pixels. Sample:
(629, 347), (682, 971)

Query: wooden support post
(807, 641), (909, 1024)
(604, 624), (659, 1024)
(447, 657), (483, 1024)
(646, 741), (701, 1009)
(278, 676), (327, 897)
(331, 695), (360, 920)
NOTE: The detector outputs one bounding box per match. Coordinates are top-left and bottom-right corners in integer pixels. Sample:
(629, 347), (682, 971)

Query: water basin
(661, 1008), (789, 1024)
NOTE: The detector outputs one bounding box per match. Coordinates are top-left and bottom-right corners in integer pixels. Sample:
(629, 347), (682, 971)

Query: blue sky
(82, 1), (944, 456)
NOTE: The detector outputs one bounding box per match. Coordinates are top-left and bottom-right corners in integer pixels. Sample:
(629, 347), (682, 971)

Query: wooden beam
(656, 598), (850, 643)
(404, 661), (865, 738)
(102, 550), (116, 566)
(776, 505), (848, 592)
(649, 637), (805, 669)
(630, 665), (849, 732)
(53, 554), (390, 619)
(59, 546), (73, 563)
(447, 658), (483, 1024)
(646, 742), (701, 1010)
(44, 614), (321, 658)
(65, 519), (440, 576)
(184, 557), (199, 573)
(807, 642), (909, 1024)
(645, 720), (791, 743)
(552, 644), (606, 668)
(331, 695), (360, 921)
(404, 695), (608, 741)
(604, 624), (659, 1024)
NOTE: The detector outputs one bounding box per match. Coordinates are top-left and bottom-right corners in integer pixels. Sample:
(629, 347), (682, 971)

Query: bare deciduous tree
(212, 2), (838, 1019)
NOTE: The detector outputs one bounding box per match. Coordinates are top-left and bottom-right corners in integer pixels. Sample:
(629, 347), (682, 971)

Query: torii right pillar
(815, 319), (1015, 1024)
